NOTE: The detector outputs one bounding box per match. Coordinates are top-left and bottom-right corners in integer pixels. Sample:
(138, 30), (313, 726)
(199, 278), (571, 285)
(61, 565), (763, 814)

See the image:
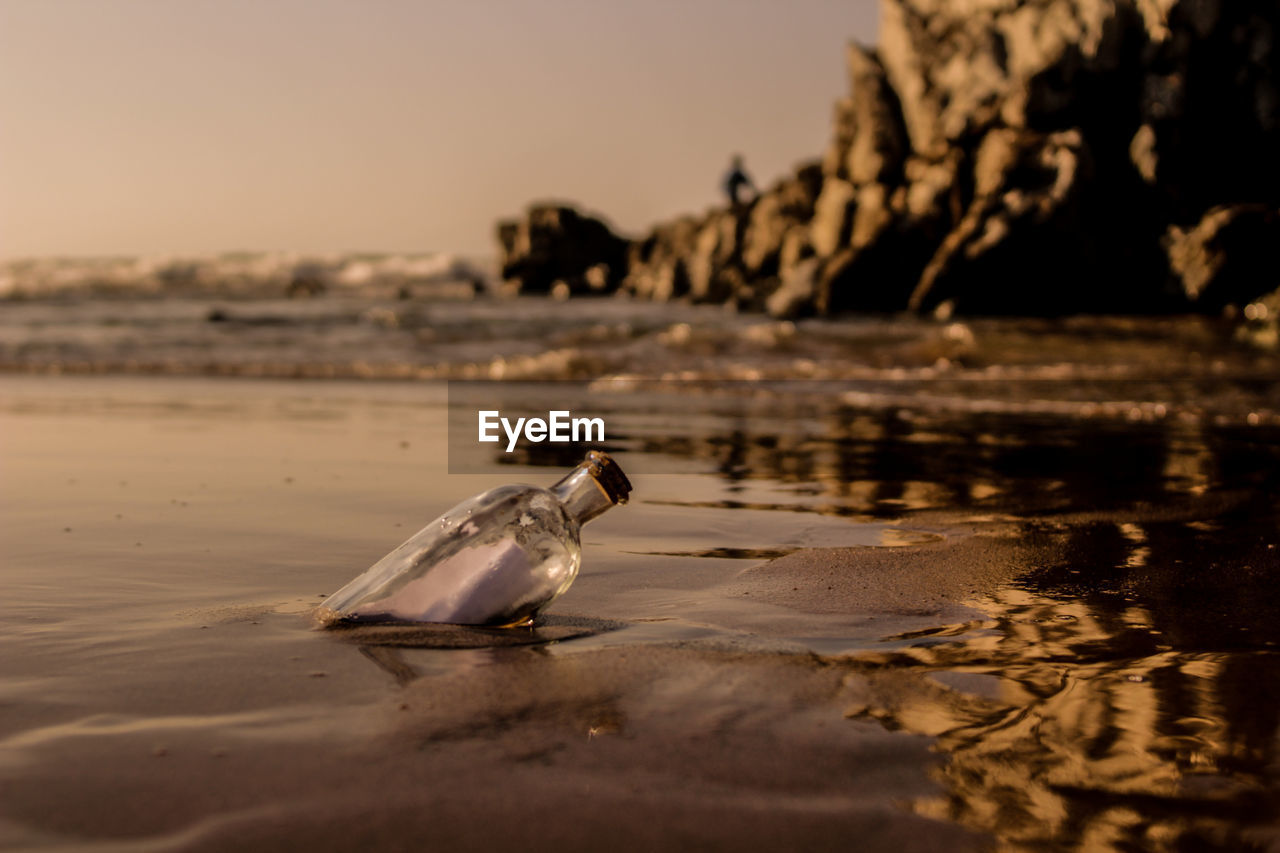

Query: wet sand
(3, 375), (1279, 851)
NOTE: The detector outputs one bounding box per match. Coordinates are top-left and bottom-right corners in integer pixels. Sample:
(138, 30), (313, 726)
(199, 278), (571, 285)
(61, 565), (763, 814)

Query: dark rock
(900, 151), (966, 243)
(811, 183), (917, 314)
(880, 0), (1149, 155)
(1136, 1), (1280, 220)
(623, 215), (700, 301)
(741, 164), (822, 277)
(287, 263), (330, 298)
(808, 178), (856, 259)
(623, 163), (822, 306)
(1168, 205), (1280, 311)
(908, 127), (1171, 315)
(496, 0), (1280, 318)
(687, 210), (744, 303)
(908, 128), (1087, 314)
(496, 204), (629, 296)
(765, 258), (821, 319)
(823, 45), (908, 185)
(818, 233), (919, 315)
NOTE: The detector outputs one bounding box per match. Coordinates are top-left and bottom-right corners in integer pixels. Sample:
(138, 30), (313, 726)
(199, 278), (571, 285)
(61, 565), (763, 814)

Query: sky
(0, 0), (878, 259)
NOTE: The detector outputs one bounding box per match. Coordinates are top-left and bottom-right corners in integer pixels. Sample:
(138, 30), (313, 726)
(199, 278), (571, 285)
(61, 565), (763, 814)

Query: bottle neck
(551, 467), (616, 525)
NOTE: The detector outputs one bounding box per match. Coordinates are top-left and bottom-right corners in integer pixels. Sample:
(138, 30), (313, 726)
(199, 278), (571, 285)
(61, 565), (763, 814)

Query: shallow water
(2, 295), (1280, 850)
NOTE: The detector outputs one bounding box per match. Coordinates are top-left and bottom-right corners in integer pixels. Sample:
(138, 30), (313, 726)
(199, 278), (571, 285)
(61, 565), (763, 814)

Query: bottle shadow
(323, 614), (626, 685)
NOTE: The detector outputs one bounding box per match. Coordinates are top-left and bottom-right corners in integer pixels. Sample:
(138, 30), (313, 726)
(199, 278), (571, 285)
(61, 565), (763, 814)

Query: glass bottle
(315, 450), (631, 627)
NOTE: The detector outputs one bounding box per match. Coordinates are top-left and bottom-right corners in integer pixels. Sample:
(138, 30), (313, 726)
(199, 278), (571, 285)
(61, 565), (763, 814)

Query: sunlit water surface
(2, 292), (1279, 850)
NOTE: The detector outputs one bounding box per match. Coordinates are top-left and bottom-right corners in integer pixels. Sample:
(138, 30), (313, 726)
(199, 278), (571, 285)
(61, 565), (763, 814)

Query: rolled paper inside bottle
(335, 538), (552, 626)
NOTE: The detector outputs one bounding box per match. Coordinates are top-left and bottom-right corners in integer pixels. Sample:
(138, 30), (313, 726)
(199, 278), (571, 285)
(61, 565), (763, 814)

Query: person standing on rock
(723, 154), (756, 208)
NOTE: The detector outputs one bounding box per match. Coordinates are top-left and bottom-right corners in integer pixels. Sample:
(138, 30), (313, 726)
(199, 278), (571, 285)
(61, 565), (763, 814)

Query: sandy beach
(6, 0), (1280, 847)
(0, 376), (991, 850)
(3, 373), (1279, 851)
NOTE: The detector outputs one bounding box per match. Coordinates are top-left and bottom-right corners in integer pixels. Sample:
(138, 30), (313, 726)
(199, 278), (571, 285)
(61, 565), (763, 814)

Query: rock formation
(497, 0), (1280, 317)
(496, 205), (629, 299)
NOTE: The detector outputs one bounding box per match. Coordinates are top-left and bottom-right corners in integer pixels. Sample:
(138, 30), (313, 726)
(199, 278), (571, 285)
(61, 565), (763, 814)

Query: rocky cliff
(497, 0), (1280, 317)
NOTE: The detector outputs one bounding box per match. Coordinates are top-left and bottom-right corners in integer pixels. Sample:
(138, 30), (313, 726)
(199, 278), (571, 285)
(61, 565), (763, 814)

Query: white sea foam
(0, 251), (490, 298)
(0, 264), (1276, 429)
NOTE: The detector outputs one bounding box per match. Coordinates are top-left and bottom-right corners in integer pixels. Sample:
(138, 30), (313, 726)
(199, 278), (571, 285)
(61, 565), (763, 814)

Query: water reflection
(604, 389), (1280, 848)
(450, 382), (1280, 848)
(494, 384), (1280, 521)
(843, 517), (1280, 851)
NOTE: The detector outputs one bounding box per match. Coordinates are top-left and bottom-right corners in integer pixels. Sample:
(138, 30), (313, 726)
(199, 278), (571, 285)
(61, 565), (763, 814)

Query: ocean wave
(0, 287), (1277, 428)
(0, 251), (489, 299)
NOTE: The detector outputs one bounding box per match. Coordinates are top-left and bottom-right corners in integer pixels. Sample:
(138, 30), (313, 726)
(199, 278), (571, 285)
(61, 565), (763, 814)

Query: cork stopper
(582, 450), (632, 505)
